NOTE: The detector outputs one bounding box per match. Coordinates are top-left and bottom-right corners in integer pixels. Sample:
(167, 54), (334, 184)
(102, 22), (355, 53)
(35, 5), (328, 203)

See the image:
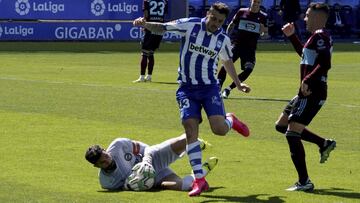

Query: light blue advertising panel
(0, 0), (143, 20)
(0, 21), (181, 41)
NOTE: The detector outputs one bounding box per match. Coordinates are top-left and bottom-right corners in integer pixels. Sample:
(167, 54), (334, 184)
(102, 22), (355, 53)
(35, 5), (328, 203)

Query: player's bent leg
(275, 113), (289, 126)
(221, 87), (231, 99)
(168, 133), (187, 155)
(275, 124), (287, 134)
(159, 173), (184, 191)
(319, 139), (336, 164)
(238, 62), (254, 82)
(275, 113), (289, 134)
(226, 113), (250, 137)
(208, 115), (229, 136)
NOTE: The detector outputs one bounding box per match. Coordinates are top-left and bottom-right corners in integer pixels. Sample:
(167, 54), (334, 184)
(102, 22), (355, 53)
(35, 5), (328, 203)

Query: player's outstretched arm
(133, 17), (165, 34)
(222, 59), (251, 93)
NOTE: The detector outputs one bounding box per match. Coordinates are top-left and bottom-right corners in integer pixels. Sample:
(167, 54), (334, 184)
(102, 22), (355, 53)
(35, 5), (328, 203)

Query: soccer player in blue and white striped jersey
(134, 2), (251, 196)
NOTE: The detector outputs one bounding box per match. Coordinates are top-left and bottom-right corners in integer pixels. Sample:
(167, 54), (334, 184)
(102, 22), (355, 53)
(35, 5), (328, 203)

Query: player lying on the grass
(85, 133), (218, 191)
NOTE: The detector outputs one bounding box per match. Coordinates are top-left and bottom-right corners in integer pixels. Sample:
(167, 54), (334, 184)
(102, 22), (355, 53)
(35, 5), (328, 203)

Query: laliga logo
(91, 0), (139, 16)
(15, 0), (65, 15)
(15, 0), (31, 16)
(91, 0), (105, 16)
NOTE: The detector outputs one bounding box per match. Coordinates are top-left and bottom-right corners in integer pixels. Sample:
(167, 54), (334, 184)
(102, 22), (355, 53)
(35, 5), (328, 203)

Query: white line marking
(1, 76), (359, 108)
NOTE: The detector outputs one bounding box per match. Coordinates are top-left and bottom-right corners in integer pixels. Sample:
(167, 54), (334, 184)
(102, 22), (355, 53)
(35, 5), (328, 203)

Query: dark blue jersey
(143, 0), (168, 23)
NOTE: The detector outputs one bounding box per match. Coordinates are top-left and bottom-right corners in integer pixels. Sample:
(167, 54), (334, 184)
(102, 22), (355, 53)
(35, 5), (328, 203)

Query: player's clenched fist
(133, 17), (146, 26)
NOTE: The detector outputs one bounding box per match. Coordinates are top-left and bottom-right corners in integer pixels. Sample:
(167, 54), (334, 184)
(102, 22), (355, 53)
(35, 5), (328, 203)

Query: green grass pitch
(0, 42), (359, 202)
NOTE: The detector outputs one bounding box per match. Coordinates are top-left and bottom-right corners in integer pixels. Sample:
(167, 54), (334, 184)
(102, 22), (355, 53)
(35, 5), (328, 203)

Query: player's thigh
(276, 96), (297, 125)
(208, 115), (226, 130)
(202, 85), (225, 118)
(142, 33), (162, 51)
(176, 86), (202, 121)
(151, 142), (181, 171)
(288, 96), (325, 126)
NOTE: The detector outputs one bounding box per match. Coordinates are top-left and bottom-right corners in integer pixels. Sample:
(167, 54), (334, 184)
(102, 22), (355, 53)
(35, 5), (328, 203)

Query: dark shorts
(232, 46), (256, 70)
(283, 95), (326, 126)
(176, 84), (225, 122)
(141, 30), (163, 51)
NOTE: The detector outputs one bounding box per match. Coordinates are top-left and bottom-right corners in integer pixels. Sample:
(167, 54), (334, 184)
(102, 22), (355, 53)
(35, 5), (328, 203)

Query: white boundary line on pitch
(0, 76), (173, 92)
(1, 76), (359, 108)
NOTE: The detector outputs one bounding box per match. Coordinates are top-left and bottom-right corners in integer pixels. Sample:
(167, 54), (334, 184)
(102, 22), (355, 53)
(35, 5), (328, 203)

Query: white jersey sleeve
(99, 138), (147, 190)
(164, 18), (198, 36)
(218, 35), (233, 61)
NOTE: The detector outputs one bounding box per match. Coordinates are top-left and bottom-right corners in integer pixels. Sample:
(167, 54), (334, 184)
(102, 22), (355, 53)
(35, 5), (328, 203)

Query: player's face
(94, 151), (112, 169)
(206, 9), (226, 33)
(304, 8), (317, 33)
(250, 0), (261, 12)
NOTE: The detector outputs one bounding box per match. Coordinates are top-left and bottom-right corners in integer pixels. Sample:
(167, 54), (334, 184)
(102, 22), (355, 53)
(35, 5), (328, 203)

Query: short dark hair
(85, 145), (103, 164)
(210, 2), (230, 18)
(309, 2), (329, 17)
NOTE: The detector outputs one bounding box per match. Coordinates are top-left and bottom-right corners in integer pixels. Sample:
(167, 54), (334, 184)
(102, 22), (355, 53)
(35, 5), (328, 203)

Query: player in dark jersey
(133, 0), (168, 83)
(217, 0), (268, 98)
(275, 3), (336, 192)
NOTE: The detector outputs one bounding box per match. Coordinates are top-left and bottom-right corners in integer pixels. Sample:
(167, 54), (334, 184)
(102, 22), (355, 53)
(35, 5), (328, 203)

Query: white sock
(225, 116), (233, 130)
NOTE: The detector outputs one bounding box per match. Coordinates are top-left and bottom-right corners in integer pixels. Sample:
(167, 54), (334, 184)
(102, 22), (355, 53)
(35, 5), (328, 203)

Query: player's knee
(244, 62), (255, 74)
(244, 62), (254, 72)
(211, 126), (227, 136)
(141, 50), (152, 56)
(275, 124), (287, 134)
(181, 175), (194, 191)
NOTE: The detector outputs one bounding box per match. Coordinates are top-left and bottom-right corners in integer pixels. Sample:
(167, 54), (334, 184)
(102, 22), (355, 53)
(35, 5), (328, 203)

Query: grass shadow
(227, 96), (290, 103)
(201, 193), (286, 203)
(312, 187), (360, 200)
(151, 81), (179, 85)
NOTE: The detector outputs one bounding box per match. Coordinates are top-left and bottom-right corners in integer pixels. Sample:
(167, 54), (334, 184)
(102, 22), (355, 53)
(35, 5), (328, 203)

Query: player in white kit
(85, 133), (217, 191)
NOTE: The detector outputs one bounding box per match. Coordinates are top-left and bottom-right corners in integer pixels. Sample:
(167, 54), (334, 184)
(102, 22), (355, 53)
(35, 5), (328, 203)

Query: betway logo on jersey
(91, 0), (138, 16)
(0, 25), (34, 38)
(189, 43), (218, 59)
(55, 24), (122, 40)
(15, 0), (65, 16)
